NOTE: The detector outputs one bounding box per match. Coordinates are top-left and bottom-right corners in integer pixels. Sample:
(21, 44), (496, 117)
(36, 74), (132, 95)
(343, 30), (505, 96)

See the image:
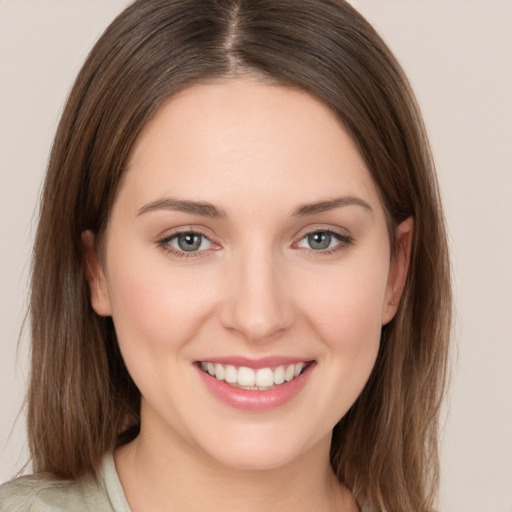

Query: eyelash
(157, 229), (218, 259)
(292, 229), (354, 256)
(156, 228), (354, 258)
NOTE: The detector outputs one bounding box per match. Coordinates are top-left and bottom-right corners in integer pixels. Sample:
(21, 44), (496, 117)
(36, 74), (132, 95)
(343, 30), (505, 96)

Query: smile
(199, 361), (309, 390)
(195, 358), (315, 411)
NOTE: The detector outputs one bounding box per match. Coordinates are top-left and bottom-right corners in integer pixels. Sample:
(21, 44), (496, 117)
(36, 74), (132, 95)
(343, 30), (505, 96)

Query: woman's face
(85, 79), (411, 470)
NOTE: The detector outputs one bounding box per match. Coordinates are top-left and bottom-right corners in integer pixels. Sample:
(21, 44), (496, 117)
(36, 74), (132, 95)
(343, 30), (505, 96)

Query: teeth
(214, 363), (225, 381)
(238, 367), (256, 387)
(200, 361), (309, 389)
(256, 368), (274, 387)
(224, 365), (237, 384)
(294, 362), (305, 377)
(273, 365), (285, 385)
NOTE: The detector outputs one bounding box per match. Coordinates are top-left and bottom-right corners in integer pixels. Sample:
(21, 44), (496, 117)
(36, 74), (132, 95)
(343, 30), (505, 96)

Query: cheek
(297, 258), (389, 346)
(104, 242), (219, 364)
(103, 252), (226, 422)
(290, 256), (389, 408)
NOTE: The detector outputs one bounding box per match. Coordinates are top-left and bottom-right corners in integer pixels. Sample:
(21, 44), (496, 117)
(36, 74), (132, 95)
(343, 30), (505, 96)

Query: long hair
(27, 1), (451, 511)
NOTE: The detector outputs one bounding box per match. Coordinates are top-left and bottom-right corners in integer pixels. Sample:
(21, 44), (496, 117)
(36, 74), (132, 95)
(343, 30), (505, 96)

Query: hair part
(27, 1), (451, 511)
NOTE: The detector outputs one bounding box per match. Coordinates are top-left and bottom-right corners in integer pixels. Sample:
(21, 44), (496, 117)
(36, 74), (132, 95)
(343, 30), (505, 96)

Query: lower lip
(196, 363), (315, 411)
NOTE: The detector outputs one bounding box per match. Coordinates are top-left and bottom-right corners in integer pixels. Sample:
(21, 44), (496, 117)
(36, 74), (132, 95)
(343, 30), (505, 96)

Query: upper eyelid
(292, 224), (352, 240)
(157, 230), (218, 258)
(156, 227), (218, 253)
(155, 225), (353, 248)
(295, 230), (352, 244)
(157, 225), (216, 242)
(165, 231), (211, 243)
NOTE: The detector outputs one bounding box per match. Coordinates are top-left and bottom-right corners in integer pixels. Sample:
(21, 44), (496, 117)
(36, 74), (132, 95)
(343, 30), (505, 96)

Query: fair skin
(83, 78), (412, 512)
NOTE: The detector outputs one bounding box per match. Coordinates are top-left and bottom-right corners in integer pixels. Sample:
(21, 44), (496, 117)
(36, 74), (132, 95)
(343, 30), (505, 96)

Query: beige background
(1, 1), (511, 510)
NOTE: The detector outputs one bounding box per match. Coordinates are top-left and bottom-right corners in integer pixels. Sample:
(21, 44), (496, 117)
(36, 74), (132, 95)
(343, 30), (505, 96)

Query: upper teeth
(200, 362), (306, 389)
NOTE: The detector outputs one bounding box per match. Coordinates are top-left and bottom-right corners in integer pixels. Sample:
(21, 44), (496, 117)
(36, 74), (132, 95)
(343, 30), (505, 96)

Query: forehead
(121, 78), (382, 215)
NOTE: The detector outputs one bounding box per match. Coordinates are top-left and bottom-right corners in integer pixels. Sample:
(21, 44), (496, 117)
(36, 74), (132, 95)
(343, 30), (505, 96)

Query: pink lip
(195, 360), (315, 411)
(197, 355), (310, 370)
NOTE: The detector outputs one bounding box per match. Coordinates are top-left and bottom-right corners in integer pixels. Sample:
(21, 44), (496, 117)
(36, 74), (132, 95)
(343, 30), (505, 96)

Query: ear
(381, 217), (414, 325)
(81, 230), (112, 316)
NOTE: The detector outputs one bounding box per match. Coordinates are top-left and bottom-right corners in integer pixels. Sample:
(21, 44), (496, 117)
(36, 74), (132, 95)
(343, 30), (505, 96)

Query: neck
(115, 423), (357, 512)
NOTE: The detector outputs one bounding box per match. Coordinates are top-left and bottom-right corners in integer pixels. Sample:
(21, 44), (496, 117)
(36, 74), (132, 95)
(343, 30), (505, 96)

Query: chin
(193, 423), (329, 472)
(206, 445), (302, 472)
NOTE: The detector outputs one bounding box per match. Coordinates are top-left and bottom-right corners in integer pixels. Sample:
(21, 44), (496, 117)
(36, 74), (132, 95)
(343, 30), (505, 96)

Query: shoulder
(0, 472), (112, 512)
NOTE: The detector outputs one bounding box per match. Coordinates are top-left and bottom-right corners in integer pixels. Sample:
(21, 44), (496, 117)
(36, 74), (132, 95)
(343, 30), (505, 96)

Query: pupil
(178, 233), (201, 251)
(308, 231), (331, 250)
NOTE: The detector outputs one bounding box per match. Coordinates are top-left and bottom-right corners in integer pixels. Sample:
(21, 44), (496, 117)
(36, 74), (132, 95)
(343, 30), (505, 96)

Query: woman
(0, 1), (451, 511)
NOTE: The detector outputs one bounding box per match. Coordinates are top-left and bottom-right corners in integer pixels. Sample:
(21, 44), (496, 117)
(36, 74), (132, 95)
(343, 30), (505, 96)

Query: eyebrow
(137, 197), (227, 218)
(291, 196), (373, 216)
(136, 195), (372, 219)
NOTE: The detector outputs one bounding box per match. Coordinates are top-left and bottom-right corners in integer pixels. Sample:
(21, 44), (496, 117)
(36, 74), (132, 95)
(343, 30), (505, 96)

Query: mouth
(198, 360), (312, 391)
(194, 357), (315, 411)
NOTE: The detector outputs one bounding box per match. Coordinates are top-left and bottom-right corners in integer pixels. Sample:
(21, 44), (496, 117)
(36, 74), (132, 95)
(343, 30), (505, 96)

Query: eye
(294, 230), (352, 252)
(159, 231), (215, 255)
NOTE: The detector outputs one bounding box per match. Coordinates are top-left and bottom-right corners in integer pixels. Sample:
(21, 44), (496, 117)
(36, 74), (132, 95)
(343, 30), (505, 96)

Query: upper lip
(195, 356), (314, 370)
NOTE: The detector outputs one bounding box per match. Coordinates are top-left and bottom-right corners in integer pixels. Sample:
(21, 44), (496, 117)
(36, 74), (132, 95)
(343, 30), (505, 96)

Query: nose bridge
(220, 242), (292, 342)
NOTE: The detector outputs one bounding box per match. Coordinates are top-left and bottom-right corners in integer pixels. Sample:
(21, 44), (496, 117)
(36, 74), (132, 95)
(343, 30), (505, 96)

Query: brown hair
(27, 1), (451, 510)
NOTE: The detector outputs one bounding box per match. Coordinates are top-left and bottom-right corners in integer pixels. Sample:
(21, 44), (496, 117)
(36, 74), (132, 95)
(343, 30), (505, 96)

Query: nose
(219, 247), (294, 343)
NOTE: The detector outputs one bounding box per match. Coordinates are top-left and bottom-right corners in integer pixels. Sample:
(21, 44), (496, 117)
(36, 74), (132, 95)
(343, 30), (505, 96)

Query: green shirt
(0, 453), (131, 511)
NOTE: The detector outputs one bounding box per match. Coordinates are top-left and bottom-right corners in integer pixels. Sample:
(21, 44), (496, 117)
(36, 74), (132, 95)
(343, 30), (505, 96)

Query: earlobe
(81, 230), (112, 317)
(382, 217), (414, 325)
